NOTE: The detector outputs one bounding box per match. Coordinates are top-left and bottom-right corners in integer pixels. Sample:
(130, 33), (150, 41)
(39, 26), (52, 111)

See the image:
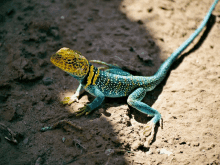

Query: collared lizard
(42, 0), (219, 145)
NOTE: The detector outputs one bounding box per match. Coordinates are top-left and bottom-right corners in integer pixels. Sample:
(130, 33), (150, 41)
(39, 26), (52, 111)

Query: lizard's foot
(75, 105), (92, 116)
(60, 95), (79, 105)
(143, 121), (155, 145)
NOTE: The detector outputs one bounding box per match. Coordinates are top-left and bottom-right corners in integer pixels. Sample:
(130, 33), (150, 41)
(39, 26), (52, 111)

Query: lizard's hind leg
(127, 87), (162, 145)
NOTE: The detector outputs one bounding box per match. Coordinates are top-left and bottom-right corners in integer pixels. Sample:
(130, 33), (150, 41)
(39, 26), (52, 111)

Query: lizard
(41, 0), (219, 145)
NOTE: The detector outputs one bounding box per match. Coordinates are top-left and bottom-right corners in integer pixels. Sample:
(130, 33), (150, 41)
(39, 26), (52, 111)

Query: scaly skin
(42, 0), (219, 145)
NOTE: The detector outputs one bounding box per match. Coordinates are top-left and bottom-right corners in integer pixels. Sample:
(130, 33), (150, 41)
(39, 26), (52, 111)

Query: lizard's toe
(60, 96), (77, 105)
(143, 121), (155, 145)
(75, 105), (91, 116)
(144, 121), (154, 136)
(75, 108), (86, 116)
(60, 97), (71, 105)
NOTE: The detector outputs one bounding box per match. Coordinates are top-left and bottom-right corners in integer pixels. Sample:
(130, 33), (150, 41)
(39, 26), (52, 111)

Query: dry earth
(0, 0), (220, 164)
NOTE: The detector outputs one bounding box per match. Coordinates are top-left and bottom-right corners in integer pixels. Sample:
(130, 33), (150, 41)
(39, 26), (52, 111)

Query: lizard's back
(91, 70), (156, 97)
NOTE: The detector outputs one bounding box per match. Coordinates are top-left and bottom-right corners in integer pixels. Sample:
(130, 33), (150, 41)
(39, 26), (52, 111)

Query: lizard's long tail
(152, 0), (218, 86)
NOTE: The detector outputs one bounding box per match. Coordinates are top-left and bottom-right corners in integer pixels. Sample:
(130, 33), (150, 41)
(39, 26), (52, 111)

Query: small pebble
(23, 138), (29, 144)
(42, 77), (53, 85)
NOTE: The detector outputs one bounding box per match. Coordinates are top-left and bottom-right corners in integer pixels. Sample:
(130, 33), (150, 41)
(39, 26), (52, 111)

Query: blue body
(78, 0), (218, 125)
(42, 0), (219, 143)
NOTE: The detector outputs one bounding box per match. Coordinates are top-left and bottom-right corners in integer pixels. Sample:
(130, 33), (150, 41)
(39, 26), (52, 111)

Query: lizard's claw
(75, 105), (91, 116)
(60, 97), (71, 105)
(60, 95), (79, 105)
(143, 121), (155, 145)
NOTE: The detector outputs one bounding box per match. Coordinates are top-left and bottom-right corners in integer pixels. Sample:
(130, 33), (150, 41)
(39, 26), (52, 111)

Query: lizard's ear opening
(50, 47), (89, 78)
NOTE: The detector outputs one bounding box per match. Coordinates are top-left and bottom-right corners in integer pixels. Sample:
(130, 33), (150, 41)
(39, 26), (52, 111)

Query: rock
(23, 138), (29, 144)
(0, 106), (16, 121)
(131, 140), (142, 150)
(42, 77), (53, 86)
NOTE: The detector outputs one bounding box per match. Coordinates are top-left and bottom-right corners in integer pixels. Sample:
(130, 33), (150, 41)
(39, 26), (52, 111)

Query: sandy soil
(0, 0), (220, 164)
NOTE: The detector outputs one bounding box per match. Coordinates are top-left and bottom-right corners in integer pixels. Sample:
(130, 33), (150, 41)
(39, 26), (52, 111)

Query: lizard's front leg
(76, 85), (105, 116)
(41, 86), (104, 132)
(61, 83), (84, 105)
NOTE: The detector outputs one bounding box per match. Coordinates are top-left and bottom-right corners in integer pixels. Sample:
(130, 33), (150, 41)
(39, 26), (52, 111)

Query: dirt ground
(0, 0), (220, 164)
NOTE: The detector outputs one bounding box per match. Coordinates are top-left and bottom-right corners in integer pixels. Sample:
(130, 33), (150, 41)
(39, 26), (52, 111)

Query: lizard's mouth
(50, 53), (67, 70)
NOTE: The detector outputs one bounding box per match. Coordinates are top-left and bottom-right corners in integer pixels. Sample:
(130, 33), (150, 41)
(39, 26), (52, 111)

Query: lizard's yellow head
(50, 47), (89, 78)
